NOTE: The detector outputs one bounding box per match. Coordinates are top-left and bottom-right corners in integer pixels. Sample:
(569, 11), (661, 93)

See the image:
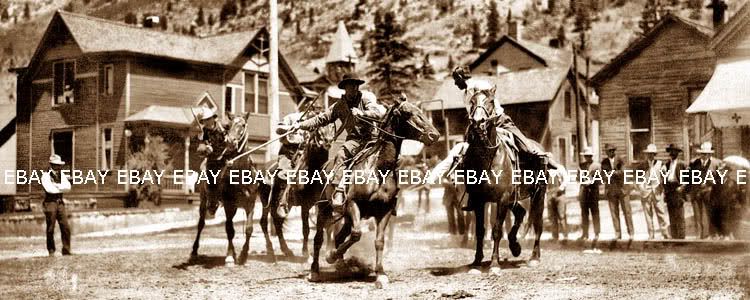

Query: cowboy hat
(49, 154), (65, 165)
(696, 142), (714, 154)
(337, 73), (365, 89)
(579, 146), (595, 156)
(198, 106), (216, 120)
(604, 143), (617, 151)
(643, 144), (658, 153)
(666, 144), (683, 152)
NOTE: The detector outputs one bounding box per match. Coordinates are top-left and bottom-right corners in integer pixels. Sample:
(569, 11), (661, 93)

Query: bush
(125, 134), (172, 207)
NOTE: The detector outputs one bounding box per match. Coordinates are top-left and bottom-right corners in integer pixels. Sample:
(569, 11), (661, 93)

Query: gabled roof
(469, 35), (548, 70)
(326, 21), (358, 64)
(429, 67), (569, 110)
(591, 14), (714, 86)
(124, 105), (202, 132)
(710, 2), (750, 51)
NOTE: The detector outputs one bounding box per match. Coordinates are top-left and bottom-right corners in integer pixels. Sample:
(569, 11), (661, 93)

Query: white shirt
(41, 170), (71, 194)
(667, 160), (678, 182)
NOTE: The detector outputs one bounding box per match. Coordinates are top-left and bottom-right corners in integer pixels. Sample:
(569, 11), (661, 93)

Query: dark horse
(461, 80), (551, 269)
(258, 123), (335, 259)
(190, 112), (261, 266)
(309, 98), (440, 286)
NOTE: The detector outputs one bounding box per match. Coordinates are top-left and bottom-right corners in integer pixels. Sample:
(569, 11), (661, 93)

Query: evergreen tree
(64, 2), (74, 12)
(308, 8), (314, 26)
(447, 55), (454, 71)
(196, 6), (205, 26)
(556, 26), (566, 47)
(124, 12), (137, 25)
(23, 2), (31, 20)
(486, 1), (500, 45)
(1, 7), (10, 22)
(208, 14), (215, 26)
(688, 0), (702, 20)
(220, 0), (238, 24)
(421, 54), (435, 79)
(160, 15), (168, 30)
(367, 11), (417, 103)
(639, 0), (660, 34)
(471, 19), (482, 49)
(166, 2), (172, 12)
(295, 20), (301, 34)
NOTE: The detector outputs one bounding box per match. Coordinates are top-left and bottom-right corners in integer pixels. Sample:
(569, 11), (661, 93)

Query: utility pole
(267, 0), (280, 162)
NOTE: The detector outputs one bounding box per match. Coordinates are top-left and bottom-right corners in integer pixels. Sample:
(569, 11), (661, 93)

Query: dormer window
(53, 60), (75, 105)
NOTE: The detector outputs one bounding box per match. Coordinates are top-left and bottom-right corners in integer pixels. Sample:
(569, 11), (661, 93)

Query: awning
(125, 105), (202, 132)
(686, 59), (750, 127)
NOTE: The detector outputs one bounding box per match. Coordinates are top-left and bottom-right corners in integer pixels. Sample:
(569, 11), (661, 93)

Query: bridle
(466, 89), (501, 149)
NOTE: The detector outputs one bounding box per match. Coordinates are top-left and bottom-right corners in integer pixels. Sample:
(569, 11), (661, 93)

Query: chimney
(508, 19), (523, 41)
(708, 0), (728, 29)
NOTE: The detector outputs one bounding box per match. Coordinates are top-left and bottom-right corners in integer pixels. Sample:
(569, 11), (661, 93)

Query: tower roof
(326, 21), (358, 64)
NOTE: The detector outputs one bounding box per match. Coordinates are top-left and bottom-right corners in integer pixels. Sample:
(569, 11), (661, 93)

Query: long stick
(228, 130), (295, 164)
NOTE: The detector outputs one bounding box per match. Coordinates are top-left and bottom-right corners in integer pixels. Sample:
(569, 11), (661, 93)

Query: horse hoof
(225, 256), (236, 267)
(325, 250), (340, 264)
(307, 272), (321, 282)
(528, 259), (540, 268)
(375, 275), (389, 289)
(490, 267), (501, 275)
(282, 249), (295, 257)
(467, 268), (482, 275)
(510, 242), (522, 257)
(189, 252), (198, 260)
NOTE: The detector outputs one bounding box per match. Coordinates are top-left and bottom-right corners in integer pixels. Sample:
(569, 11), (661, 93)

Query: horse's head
(390, 96), (440, 145)
(224, 112), (249, 154)
(464, 79), (497, 125)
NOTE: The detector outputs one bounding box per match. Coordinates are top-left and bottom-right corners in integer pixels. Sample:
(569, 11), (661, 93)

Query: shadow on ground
(426, 259), (526, 276)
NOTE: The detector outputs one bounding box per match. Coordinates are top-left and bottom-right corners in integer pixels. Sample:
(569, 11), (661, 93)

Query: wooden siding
(472, 43), (545, 75)
(596, 24), (716, 163)
(547, 78), (583, 169)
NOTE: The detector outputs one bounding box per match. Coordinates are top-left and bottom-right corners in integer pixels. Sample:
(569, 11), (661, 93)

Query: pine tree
(556, 26), (566, 47)
(1, 7), (10, 22)
(124, 12), (137, 25)
(23, 3), (31, 20)
(161, 15), (168, 30)
(308, 8), (315, 26)
(639, 0), (659, 34)
(471, 20), (482, 49)
(486, 1), (500, 45)
(367, 11), (417, 104)
(196, 6), (205, 26)
(208, 14), (215, 26)
(421, 54), (435, 79)
(64, 2), (74, 12)
(447, 55), (454, 71)
(166, 1), (172, 12)
(220, 0), (238, 24)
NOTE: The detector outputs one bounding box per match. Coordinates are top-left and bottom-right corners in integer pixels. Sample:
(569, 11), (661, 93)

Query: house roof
(591, 14), (714, 86)
(326, 21), (358, 64)
(469, 35), (548, 70)
(710, 2), (750, 51)
(428, 67), (569, 110)
(124, 105), (202, 132)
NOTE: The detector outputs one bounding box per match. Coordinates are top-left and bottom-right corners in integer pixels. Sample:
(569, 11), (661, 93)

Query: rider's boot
(331, 186), (346, 217)
(275, 181), (289, 219)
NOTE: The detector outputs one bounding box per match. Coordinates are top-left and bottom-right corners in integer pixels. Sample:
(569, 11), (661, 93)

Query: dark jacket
(663, 158), (688, 188)
(579, 160), (601, 202)
(687, 156), (721, 193)
(299, 91), (385, 141)
(601, 155), (625, 196)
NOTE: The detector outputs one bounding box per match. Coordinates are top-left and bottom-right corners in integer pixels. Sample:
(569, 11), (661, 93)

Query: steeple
(326, 21), (358, 64)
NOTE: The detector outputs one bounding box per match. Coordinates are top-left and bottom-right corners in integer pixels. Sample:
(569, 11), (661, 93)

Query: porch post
(183, 134), (190, 195)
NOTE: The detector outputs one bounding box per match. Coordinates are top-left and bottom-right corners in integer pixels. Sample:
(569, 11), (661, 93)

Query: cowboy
(687, 142), (720, 239)
(578, 146), (601, 243)
(638, 144), (670, 240)
(196, 107), (228, 217)
(275, 100), (318, 218)
(663, 144), (687, 239)
(601, 144), (633, 241)
(290, 74), (386, 214)
(547, 163), (569, 241)
(41, 154), (72, 256)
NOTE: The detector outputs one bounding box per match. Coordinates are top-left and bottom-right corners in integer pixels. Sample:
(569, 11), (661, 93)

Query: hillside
(0, 0), (745, 105)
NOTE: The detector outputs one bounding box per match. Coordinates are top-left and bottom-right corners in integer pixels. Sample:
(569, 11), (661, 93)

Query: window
(571, 134), (578, 163)
(53, 61), (75, 105)
(629, 97), (652, 159)
(51, 130), (74, 171)
(225, 85), (243, 114)
(688, 88), (712, 148)
(558, 137), (567, 166)
(103, 64), (114, 95)
(564, 89), (572, 118)
(244, 72), (269, 114)
(101, 128), (113, 170)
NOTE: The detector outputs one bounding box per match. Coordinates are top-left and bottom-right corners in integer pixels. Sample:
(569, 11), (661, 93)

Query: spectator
(547, 165), (569, 241)
(578, 147), (600, 243)
(686, 142), (719, 239)
(601, 144), (633, 241)
(638, 144), (670, 240)
(41, 154), (72, 256)
(663, 144), (687, 239)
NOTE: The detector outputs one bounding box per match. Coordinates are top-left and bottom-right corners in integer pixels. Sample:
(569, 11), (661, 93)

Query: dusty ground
(0, 194), (748, 299)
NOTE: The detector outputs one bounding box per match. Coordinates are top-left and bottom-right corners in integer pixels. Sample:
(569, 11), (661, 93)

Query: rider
(196, 107), (227, 217)
(288, 73), (386, 215)
(452, 67), (549, 211)
(274, 100), (317, 218)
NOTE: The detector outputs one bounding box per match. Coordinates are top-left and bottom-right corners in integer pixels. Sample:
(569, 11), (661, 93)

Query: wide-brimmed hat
(604, 143), (617, 151)
(579, 146), (595, 156)
(666, 144), (683, 152)
(198, 106), (217, 120)
(49, 154), (65, 165)
(643, 144), (658, 153)
(337, 73), (365, 89)
(696, 142), (714, 154)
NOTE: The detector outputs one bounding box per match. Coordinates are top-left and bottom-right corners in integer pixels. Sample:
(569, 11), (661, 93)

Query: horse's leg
(334, 216), (352, 249)
(492, 203), (509, 267)
(471, 199), (485, 268)
(239, 190), (255, 265)
(301, 203), (311, 257)
(224, 202), (238, 266)
(190, 195), (207, 259)
(529, 187), (545, 265)
(271, 208), (294, 257)
(374, 211), (392, 288)
(259, 185), (276, 261)
(508, 201), (526, 258)
(309, 204), (330, 282)
(327, 203), (362, 264)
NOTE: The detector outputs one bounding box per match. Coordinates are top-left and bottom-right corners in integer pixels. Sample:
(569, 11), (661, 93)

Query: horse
(308, 98), (440, 286)
(709, 157), (750, 239)
(258, 122), (335, 259)
(460, 82), (551, 269)
(190, 112), (261, 266)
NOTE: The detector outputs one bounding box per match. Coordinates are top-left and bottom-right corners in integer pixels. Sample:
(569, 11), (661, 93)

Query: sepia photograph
(0, 0), (748, 298)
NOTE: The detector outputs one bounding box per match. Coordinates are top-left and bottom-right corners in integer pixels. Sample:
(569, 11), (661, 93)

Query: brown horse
(190, 112), (261, 266)
(460, 81), (550, 269)
(258, 123), (335, 259)
(308, 99), (440, 286)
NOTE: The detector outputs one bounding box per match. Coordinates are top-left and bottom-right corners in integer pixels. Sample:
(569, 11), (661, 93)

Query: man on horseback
(452, 67), (550, 211)
(288, 73), (386, 215)
(196, 107), (228, 217)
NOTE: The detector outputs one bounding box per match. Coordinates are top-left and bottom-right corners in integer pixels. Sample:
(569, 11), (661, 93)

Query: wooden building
(591, 14), (717, 163)
(428, 34), (596, 170)
(12, 11), (309, 204)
